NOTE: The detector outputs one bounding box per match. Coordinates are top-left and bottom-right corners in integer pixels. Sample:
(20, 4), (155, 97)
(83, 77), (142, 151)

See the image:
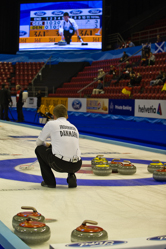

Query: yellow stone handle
(97, 155), (104, 158)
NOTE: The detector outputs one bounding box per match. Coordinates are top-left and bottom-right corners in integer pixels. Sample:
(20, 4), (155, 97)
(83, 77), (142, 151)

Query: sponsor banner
(87, 99), (108, 114)
(109, 99), (135, 116)
(68, 98), (86, 112)
(41, 97), (68, 109)
(135, 99), (166, 119)
(30, 9), (102, 18)
(19, 36), (101, 43)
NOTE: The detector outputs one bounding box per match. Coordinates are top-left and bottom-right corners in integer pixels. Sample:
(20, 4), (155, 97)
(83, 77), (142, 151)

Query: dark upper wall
(0, 0), (165, 54)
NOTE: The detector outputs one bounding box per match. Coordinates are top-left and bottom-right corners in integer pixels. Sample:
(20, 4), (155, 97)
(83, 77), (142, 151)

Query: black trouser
(35, 145), (82, 186)
(64, 30), (74, 44)
(0, 103), (9, 120)
(17, 102), (24, 121)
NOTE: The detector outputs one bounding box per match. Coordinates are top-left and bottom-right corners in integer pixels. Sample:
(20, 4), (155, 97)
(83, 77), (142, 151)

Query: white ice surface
(0, 121), (166, 249)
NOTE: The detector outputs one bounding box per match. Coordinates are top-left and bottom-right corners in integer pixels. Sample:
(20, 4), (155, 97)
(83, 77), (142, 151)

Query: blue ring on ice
(0, 158), (166, 186)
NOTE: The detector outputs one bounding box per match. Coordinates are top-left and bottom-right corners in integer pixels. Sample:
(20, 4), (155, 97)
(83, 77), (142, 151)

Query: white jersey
(37, 117), (81, 158)
(59, 18), (78, 34)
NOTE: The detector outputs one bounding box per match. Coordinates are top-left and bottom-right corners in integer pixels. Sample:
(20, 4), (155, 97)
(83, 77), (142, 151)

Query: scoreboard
(29, 9), (102, 37)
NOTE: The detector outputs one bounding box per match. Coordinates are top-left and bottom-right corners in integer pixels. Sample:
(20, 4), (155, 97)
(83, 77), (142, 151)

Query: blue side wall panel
(0, 42), (165, 64)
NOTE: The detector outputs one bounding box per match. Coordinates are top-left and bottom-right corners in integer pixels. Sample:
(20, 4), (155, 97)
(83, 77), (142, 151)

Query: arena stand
(48, 52), (166, 100)
(132, 17), (166, 44)
(0, 61), (45, 96)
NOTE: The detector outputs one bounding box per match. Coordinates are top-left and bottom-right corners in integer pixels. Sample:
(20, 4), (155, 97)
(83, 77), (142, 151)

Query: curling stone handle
(112, 158), (120, 161)
(21, 206), (37, 212)
(27, 216), (39, 221)
(97, 155), (104, 158)
(152, 160), (160, 162)
(82, 220), (98, 226)
(123, 160), (131, 163)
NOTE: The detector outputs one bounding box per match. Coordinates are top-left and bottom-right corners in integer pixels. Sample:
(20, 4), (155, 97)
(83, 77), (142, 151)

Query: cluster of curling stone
(14, 216), (51, 244)
(147, 160), (164, 173)
(13, 206), (50, 244)
(71, 220), (108, 242)
(91, 155), (112, 176)
(118, 160), (137, 175)
(109, 158), (122, 173)
(153, 163), (166, 181)
(12, 206), (45, 228)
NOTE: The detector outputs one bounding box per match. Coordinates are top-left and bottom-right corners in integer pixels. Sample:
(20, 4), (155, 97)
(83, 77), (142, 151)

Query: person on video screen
(59, 12), (81, 44)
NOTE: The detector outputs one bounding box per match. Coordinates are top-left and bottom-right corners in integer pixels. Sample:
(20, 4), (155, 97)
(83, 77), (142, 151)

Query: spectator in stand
(150, 71), (163, 86)
(128, 40), (135, 47)
(95, 69), (105, 85)
(120, 42), (125, 49)
(141, 53), (149, 66)
(125, 60), (132, 69)
(135, 73), (142, 86)
(119, 51), (129, 62)
(128, 72), (136, 87)
(156, 34), (162, 43)
(124, 40), (129, 48)
(160, 73), (166, 84)
(115, 67), (130, 84)
(148, 52), (155, 66)
(142, 43), (151, 58)
(109, 65), (116, 78)
(92, 80), (104, 94)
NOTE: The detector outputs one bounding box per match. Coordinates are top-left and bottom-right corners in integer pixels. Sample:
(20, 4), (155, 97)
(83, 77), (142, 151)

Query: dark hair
(2, 83), (5, 89)
(63, 12), (69, 17)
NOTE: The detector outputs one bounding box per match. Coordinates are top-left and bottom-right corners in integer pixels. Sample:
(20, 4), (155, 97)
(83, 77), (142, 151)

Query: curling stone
(12, 206), (45, 229)
(147, 160), (163, 173)
(110, 158), (122, 173)
(153, 164), (166, 181)
(118, 160), (136, 175)
(91, 155), (108, 167)
(14, 216), (51, 244)
(71, 220), (108, 242)
(92, 163), (112, 176)
(58, 40), (67, 46)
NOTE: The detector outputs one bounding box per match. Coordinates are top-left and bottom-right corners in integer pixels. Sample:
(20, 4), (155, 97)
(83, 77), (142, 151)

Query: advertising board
(109, 99), (135, 116)
(135, 99), (166, 119)
(68, 98), (87, 112)
(87, 98), (108, 114)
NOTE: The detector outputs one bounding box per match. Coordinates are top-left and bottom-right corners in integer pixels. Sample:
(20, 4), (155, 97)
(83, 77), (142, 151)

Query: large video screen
(19, 1), (102, 51)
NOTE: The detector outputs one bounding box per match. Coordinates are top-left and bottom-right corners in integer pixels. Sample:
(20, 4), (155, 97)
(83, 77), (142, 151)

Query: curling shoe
(67, 173), (77, 188)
